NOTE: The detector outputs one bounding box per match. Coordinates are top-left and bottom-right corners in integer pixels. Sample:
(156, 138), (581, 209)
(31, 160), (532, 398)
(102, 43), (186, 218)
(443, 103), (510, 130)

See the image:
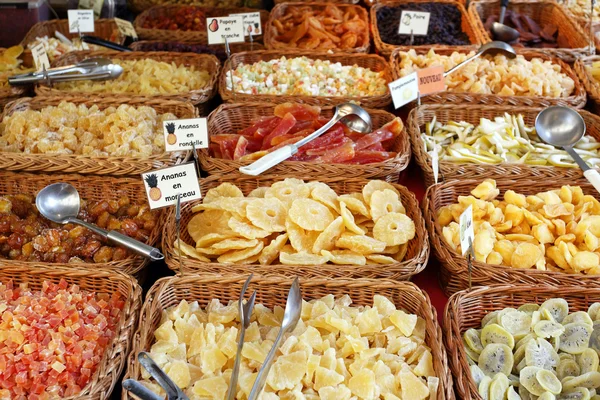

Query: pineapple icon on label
(166, 122), (177, 145)
(145, 174), (161, 201)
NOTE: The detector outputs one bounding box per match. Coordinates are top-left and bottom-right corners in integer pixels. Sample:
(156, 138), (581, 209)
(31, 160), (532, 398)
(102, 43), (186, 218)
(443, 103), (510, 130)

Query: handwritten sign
(31, 43), (50, 72)
(231, 12), (262, 37)
(389, 72), (418, 109)
(459, 205), (475, 256)
(164, 118), (208, 152)
(417, 66), (445, 95)
(68, 9), (95, 33)
(207, 16), (245, 45)
(115, 17), (138, 39)
(142, 163), (201, 209)
(398, 11), (430, 36)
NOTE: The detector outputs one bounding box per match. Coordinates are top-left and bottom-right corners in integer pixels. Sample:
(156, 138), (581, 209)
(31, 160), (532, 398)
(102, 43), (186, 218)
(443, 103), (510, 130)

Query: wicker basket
(408, 104), (600, 187)
(0, 48), (29, 113)
(275, 0), (359, 3)
(134, 6), (268, 44)
(575, 55), (600, 114)
(162, 174), (429, 281)
(371, 0), (481, 57)
(200, 102), (410, 181)
(444, 284), (600, 400)
(423, 178), (600, 296)
(123, 274), (454, 400)
(0, 96), (196, 176)
(35, 51), (221, 110)
(128, 0), (244, 14)
(264, 2), (370, 54)
(20, 19), (124, 67)
(390, 47), (587, 109)
(0, 264), (141, 400)
(468, 0), (591, 62)
(0, 170), (162, 276)
(219, 50), (392, 108)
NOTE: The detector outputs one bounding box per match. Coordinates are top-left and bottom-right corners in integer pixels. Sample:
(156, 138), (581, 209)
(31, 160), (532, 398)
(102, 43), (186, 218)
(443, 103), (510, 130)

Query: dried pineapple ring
(192, 198), (250, 218)
(279, 250), (328, 265)
(321, 249), (366, 265)
(173, 239), (210, 262)
(203, 183), (244, 204)
(265, 180), (310, 209)
(373, 212), (415, 246)
(335, 232), (386, 254)
(309, 181), (340, 213)
(217, 242), (264, 264)
(366, 254), (396, 264)
(289, 198), (334, 231)
(286, 217), (320, 253)
(248, 187), (268, 198)
(370, 189), (406, 222)
(212, 238), (259, 251)
(340, 201), (366, 235)
(195, 233), (235, 248)
(228, 217), (271, 239)
(312, 216), (345, 254)
(259, 233), (288, 265)
(246, 198), (286, 232)
(339, 194), (370, 218)
(362, 180), (399, 205)
(188, 210), (233, 241)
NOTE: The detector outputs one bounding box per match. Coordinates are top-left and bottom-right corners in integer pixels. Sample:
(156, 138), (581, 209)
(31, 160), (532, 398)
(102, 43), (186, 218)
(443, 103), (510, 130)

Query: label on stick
(206, 16), (245, 44)
(230, 12), (262, 36)
(388, 72), (418, 109)
(78, 0), (103, 19)
(142, 163), (201, 209)
(459, 205), (475, 256)
(417, 66), (445, 95)
(398, 10), (430, 35)
(115, 17), (138, 39)
(68, 9), (95, 33)
(31, 43), (50, 72)
(163, 118), (208, 152)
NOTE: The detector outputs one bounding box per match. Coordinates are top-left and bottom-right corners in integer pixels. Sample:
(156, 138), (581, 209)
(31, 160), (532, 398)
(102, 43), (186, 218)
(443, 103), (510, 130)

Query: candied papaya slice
(233, 137), (248, 160)
(239, 116), (280, 138)
(345, 150), (394, 164)
(317, 140), (356, 163)
(355, 129), (394, 151)
(301, 125), (345, 153)
(274, 103), (321, 121)
(365, 142), (385, 152)
(289, 120), (313, 135)
(262, 113), (296, 149)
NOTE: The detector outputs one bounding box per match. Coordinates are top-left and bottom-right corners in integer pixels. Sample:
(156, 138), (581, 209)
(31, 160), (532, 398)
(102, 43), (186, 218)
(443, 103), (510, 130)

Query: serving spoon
(239, 103), (372, 176)
(36, 183), (164, 261)
(444, 41), (516, 77)
(535, 106), (600, 194)
(491, 0), (520, 43)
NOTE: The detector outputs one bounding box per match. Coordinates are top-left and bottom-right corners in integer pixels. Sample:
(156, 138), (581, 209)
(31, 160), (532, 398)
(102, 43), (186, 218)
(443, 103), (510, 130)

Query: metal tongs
(123, 352), (190, 400)
(8, 57), (123, 86)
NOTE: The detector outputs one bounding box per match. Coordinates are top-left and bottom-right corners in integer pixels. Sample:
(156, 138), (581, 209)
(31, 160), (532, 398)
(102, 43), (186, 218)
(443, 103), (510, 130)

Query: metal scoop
(491, 0), (520, 43)
(239, 103), (372, 176)
(535, 106), (600, 194)
(36, 183), (164, 261)
(444, 41), (516, 77)
(247, 277), (302, 400)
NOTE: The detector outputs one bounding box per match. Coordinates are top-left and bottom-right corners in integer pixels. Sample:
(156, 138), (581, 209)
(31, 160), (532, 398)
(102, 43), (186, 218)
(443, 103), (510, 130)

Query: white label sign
(231, 12), (262, 36)
(68, 9), (95, 33)
(31, 43), (50, 72)
(115, 17), (138, 39)
(142, 163), (201, 209)
(459, 205), (475, 256)
(389, 72), (419, 109)
(398, 11), (430, 36)
(164, 118), (208, 152)
(206, 16), (245, 45)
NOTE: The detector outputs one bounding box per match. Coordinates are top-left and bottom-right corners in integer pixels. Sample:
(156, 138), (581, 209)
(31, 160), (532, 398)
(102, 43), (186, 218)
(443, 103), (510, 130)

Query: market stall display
(469, 0), (590, 61)
(392, 48), (586, 108)
(444, 284), (600, 400)
(264, 3), (370, 53)
(123, 275), (453, 400)
(371, 0), (480, 57)
(128, 0), (243, 14)
(129, 41), (265, 61)
(0, 46), (30, 113)
(575, 55), (600, 114)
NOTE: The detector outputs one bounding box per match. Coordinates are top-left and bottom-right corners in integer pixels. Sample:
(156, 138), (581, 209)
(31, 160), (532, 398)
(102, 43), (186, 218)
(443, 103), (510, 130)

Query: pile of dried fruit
(482, 10), (562, 48)
(438, 179), (600, 274)
(0, 45), (31, 88)
(175, 179), (415, 266)
(141, 6), (206, 31)
(210, 103), (402, 164)
(0, 279), (124, 398)
(138, 295), (438, 399)
(377, 3), (470, 46)
(0, 193), (157, 263)
(269, 4), (368, 51)
(466, 298), (600, 399)
(27, 36), (102, 63)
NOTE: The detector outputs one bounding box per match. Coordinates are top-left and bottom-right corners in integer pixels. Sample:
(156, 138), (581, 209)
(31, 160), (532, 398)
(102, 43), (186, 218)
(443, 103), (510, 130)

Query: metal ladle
(239, 103), (372, 176)
(535, 106), (600, 194)
(36, 183), (165, 261)
(444, 41), (516, 77)
(491, 0), (520, 43)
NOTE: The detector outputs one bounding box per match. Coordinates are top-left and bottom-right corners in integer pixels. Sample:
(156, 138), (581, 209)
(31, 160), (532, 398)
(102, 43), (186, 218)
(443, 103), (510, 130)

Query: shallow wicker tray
(35, 51), (220, 109)
(162, 174), (429, 281)
(0, 170), (162, 276)
(371, 0), (481, 57)
(219, 50), (392, 108)
(444, 284), (600, 400)
(123, 274), (454, 400)
(1, 264), (141, 400)
(134, 6), (268, 44)
(408, 104), (600, 187)
(0, 96), (196, 175)
(423, 178), (600, 296)
(468, 0), (590, 62)
(201, 102), (410, 181)
(575, 55), (600, 114)
(390, 47), (587, 109)
(20, 19), (124, 67)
